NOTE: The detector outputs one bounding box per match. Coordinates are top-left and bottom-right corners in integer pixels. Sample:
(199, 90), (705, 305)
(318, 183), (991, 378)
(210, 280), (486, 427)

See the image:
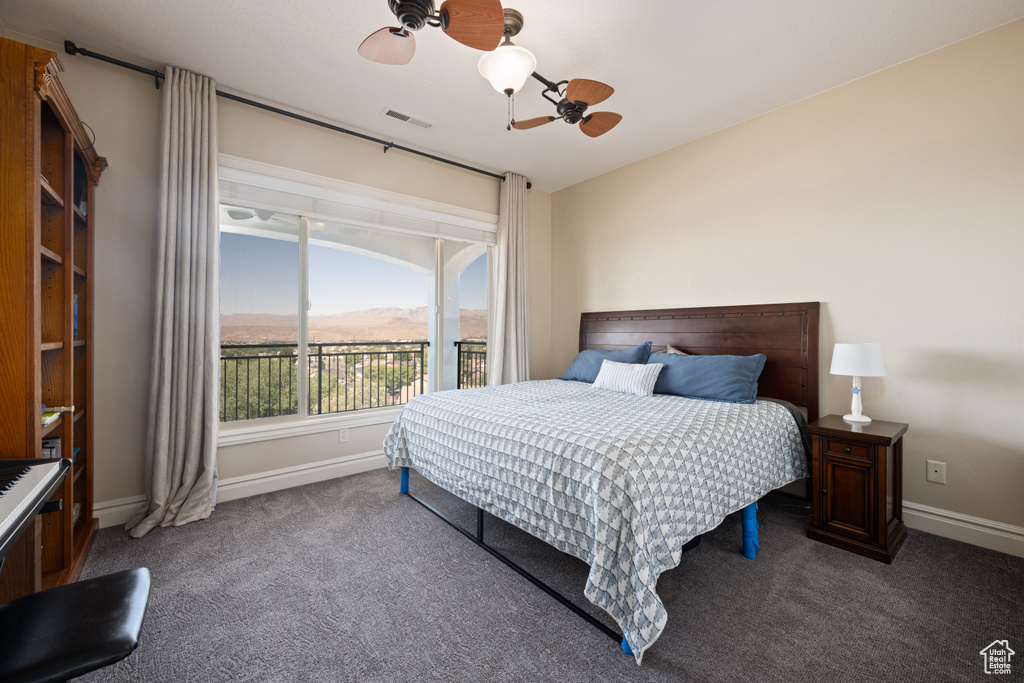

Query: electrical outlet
(338, 428), (349, 444)
(926, 460), (946, 484)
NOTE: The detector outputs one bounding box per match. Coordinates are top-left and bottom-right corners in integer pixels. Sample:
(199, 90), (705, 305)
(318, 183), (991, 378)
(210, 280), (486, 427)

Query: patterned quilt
(383, 379), (809, 664)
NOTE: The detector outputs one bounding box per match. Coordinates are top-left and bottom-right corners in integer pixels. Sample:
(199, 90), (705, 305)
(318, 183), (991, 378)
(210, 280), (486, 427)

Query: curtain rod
(63, 41), (530, 188)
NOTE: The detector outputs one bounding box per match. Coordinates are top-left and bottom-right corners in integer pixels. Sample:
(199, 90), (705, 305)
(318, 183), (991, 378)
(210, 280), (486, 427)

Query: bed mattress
(383, 379), (809, 663)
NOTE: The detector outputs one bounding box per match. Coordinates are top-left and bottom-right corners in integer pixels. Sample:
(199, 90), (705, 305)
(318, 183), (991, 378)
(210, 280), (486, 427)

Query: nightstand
(807, 415), (908, 563)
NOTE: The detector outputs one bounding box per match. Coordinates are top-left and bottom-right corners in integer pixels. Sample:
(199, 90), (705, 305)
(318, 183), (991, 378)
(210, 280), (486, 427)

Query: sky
(220, 231), (487, 316)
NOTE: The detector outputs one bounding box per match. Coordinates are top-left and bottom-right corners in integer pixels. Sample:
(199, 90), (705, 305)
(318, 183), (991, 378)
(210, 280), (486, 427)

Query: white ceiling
(3, 1), (1022, 192)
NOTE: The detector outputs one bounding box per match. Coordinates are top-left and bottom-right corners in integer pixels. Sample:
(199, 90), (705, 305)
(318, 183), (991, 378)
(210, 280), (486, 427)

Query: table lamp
(830, 343), (886, 423)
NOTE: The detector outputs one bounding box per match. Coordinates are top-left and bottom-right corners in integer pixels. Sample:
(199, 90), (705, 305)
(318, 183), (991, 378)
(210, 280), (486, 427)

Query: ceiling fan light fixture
(477, 39), (536, 95)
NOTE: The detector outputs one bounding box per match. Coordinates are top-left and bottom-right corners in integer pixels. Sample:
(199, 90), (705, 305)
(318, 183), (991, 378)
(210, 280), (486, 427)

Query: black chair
(0, 568), (151, 683)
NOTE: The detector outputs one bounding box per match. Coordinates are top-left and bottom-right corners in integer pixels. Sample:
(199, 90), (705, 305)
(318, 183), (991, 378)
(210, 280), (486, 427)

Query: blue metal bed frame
(399, 465), (759, 656)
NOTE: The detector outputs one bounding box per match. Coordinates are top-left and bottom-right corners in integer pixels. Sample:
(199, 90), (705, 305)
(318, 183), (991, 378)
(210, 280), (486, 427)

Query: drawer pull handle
(843, 447), (851, 453)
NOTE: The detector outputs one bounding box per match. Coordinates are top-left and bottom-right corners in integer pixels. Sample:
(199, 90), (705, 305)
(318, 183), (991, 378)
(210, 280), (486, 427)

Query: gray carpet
(80, 468), (1023, 682)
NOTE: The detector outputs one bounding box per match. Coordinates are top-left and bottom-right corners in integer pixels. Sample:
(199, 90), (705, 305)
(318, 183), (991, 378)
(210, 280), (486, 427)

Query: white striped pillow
(592, 360), (663, 396)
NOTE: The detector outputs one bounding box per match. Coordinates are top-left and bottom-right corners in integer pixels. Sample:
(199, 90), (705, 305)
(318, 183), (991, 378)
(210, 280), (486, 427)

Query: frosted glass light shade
(830, 343), (886, 377)
(478, 42), (537, 94)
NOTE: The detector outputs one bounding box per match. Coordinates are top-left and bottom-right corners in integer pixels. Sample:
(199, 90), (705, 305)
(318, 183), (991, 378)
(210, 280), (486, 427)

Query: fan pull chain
(507, 92), (513, 131)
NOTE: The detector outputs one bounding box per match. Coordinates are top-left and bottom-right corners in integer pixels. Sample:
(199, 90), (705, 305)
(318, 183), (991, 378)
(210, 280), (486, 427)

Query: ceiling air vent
(381, 108), (433, 129)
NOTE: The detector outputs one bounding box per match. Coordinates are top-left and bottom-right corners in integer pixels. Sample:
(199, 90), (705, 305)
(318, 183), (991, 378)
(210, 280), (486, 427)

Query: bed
(384, 302), (820, 663)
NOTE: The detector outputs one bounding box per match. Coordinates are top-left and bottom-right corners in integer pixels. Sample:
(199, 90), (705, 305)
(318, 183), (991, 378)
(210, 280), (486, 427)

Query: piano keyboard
(0, 461), (61, 544)
(0, 466), (30, 494)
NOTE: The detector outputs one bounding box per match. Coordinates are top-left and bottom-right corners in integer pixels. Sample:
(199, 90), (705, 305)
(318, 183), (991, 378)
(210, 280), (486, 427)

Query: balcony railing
(219, 341), (428, 422)
(455, 341), (487, 389)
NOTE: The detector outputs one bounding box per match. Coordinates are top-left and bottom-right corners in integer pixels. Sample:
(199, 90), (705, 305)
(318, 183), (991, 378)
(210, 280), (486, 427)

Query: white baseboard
(94, 450), (388, 529)
(903, 501), (1024, 558)
(95, 494), (147, 529)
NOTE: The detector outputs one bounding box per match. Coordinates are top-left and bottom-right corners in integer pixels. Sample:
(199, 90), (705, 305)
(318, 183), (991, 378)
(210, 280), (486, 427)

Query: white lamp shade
(477, 43), (537, 94)
(830, 343), (886, 377)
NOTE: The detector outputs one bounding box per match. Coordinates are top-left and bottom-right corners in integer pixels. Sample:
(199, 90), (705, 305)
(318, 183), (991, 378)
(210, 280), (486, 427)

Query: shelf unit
(0, 37), (106, 602)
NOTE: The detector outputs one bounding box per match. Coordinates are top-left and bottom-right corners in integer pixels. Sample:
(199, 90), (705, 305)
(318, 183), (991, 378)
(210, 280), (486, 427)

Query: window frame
(216, 155), (498, 447)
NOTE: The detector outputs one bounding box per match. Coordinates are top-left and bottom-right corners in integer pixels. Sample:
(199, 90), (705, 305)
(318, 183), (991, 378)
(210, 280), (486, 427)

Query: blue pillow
(649, 352), (767, 403)
(561, 342), (652, 383)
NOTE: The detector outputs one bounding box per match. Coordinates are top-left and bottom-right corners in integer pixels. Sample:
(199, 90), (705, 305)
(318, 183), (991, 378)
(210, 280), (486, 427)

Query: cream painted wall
(13, 33), (554, 505)
(217, 99), (499, 215)
(550, 20), (1024, 528)
(528, 190), (553, 380)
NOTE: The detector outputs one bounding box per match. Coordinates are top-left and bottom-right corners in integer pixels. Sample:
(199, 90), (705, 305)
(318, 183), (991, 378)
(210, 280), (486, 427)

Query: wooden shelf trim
(73, 265), (86, 278)
(40, 245), (63, 265)
(41, 569), (63, 592)
(73, 204), (87, 224)
(40, 176), (64, 207)
(40, 341), (64, 351)
(41, 415), (63, 437)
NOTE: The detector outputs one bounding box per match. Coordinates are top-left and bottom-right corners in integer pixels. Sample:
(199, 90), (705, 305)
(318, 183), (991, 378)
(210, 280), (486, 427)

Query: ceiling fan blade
(512, 116), (556, 130)
(440, 0), (504, 51)
(226, 209), (254, 221)
(358, 27), (416, 65)
(579, 112), (622, 138)
(566, 79), (614, 106)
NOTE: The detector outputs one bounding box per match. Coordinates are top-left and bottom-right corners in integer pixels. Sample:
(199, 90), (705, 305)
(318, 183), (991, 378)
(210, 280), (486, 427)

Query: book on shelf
(41, 411), (60, 427)
(42, 437), (62, 459)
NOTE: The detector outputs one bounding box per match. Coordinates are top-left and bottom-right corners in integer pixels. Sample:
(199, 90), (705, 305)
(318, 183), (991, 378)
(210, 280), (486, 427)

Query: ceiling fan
(359, 3), (621, 137)
(358, 0), (505, 65)
(223, 207), (299, 230)
(482, 10), (621, 138)
(511, 74), (622, 138)
(226, 208), (276, 222)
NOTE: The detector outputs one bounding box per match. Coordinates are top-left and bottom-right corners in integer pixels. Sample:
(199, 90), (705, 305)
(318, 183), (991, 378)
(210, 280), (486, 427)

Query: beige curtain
(487, 172), (530, 385)
(127, 66), (219, 538)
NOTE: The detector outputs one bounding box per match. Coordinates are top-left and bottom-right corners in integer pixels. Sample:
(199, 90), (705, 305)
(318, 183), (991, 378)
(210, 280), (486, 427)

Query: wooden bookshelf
(40, 176), (64, 207)
(0, 37), (106, 602)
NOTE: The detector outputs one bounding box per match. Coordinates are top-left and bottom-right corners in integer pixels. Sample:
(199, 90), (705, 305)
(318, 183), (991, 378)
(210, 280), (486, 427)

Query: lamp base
(843, 413), (872, 423)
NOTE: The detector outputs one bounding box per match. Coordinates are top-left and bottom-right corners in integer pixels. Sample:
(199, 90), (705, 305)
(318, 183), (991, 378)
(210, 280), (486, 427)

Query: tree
(220, 349), (299, 421)
(371, 364), (417, 392)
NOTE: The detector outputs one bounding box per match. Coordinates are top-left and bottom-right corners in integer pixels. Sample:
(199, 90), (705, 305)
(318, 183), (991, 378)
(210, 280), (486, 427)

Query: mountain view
(221, 306), (487, 343)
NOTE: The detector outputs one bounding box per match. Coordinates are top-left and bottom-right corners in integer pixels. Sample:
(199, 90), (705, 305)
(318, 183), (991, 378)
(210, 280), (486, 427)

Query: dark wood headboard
(579, 302), (820, 421)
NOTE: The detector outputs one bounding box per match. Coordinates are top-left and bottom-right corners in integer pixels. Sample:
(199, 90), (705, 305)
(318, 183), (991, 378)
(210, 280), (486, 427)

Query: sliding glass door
(219, 207), (489, 423)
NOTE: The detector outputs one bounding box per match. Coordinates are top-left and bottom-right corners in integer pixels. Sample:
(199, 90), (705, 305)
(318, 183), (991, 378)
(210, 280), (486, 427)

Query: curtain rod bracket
(383, 142), (394, 153)
(501, 176), (533, 190)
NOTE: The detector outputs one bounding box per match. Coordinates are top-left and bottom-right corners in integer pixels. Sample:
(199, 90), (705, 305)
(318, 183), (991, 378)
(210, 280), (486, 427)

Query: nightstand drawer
(823, 438), (870, 460)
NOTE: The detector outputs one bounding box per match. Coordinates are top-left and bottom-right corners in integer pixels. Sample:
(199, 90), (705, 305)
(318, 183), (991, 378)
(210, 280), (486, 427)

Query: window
(305, 219), (434, 415)
(217, 158), (496, 432)
(449, 245), (488, 390)
(220, 208), (301, 421)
